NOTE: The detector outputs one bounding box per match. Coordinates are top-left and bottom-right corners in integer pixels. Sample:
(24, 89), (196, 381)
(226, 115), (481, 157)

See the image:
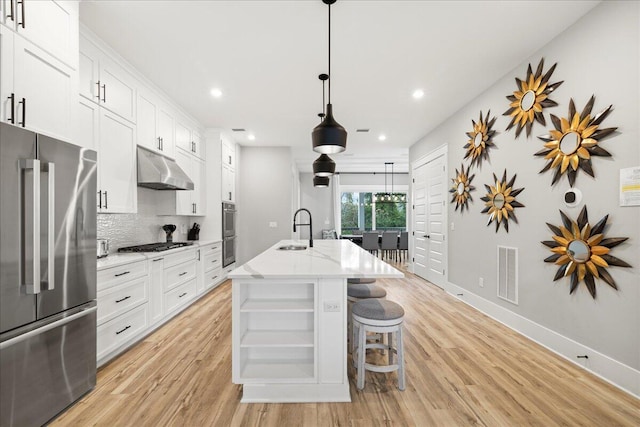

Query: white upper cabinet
(0, 25), (74, 142)
(137, 90), (175, 158)
(174, 150), (205, 216)
(79, 34), (136, 123)
(176, 117), (204, 159)
(1, 0), (78, 69)
(221, 134), (235, 170)
(77, 95), (137, 214)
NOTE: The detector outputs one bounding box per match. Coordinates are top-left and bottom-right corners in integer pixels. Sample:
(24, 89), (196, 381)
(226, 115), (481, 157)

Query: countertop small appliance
(97, 239), (109, 258)
(162, 224), (176, 242)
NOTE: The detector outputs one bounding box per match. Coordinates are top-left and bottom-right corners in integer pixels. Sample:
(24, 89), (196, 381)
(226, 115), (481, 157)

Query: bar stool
(352, 298), (405, 391)
(347, 282), (386, 352)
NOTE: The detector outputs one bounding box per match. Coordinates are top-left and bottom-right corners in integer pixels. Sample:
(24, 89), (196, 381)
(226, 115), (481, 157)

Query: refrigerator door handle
(42, 162), (55, 291)
(0, 305), (97, 350)
(19, 158), (41, 295)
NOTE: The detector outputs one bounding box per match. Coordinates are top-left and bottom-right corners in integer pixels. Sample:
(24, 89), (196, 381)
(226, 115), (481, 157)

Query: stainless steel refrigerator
(0, 123), (97, 426)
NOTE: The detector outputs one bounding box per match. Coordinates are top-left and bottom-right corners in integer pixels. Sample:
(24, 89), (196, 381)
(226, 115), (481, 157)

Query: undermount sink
(277, 245), (307, 251)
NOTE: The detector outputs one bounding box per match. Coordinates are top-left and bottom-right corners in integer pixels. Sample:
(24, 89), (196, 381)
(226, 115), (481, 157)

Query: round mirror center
(559, 131), (581, 155)
(567, 240), (590, 263)
(520, 90), (536, 111)
(457, 182), (465, 195)
(474, 132), (483, 147)
(493, 193), (505, 209)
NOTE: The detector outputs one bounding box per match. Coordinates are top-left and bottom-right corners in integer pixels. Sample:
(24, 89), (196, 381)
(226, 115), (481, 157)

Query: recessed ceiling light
(378, 134), (387, 141)
(412, 89), (424, 99)
(247, 134), (256, 141)
(210, 88), (223, 98)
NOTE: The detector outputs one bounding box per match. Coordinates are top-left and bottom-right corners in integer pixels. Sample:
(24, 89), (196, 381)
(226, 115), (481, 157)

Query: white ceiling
(79, 0), (600, 173)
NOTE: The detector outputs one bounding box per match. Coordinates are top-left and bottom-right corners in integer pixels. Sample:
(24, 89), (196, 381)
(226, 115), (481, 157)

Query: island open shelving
(229, 240), (403, 403)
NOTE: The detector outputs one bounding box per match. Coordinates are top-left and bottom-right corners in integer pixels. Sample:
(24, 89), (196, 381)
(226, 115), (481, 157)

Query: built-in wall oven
(222, 202), (236, 267)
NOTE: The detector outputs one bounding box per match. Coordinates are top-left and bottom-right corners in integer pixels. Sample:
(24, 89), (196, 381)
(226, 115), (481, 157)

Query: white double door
(412, 146), (447, 288)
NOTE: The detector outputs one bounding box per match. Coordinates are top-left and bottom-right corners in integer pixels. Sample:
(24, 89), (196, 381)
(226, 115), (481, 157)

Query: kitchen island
(228, 239), (403, 403)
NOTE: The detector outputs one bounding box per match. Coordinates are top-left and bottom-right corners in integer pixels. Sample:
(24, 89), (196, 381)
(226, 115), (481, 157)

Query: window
(340, 192), (406, 235)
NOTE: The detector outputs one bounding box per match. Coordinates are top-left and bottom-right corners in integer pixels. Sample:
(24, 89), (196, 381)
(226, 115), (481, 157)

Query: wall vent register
(497, 246), (518, 304)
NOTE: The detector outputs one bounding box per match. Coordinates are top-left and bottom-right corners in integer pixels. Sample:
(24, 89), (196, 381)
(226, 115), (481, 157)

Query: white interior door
(426, 153), (446, 287)
(412, 146), (447, 288)
(412, 163), (428, 279)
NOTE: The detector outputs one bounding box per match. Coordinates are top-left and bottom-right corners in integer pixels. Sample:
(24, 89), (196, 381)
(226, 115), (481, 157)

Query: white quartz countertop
(228, 240), (404, 279)
(97, 253), (146, 270)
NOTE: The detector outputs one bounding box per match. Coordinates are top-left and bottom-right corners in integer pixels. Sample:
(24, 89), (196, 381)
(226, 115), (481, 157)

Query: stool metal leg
(357, 322), (366, 390)
(397, 324), (405, 391)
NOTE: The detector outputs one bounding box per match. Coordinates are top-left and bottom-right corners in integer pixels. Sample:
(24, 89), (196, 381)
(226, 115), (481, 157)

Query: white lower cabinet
(165, 279), (196, 315)
(233, 280), (317, 384)
(148, 256), (165, 324)
(200, 243), (223, 293)
(96, 259), (149, 363)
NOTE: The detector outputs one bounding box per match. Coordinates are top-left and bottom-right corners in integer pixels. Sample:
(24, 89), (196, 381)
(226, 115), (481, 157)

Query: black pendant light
(312, 0), (347, 154)
(313, 175), (330, 187)
(313, 74), (336, 177)
(375, 162), (407, 203)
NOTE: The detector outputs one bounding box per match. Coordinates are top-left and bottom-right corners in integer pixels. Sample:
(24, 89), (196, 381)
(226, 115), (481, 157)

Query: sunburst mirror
(535, 96), (617, 187)
(542, 206), (631, 299)
(449, 163), (475, 212)
(503, 58), (563, 138)
(464, 110), (497, 167)
(480, 170), (524, 232)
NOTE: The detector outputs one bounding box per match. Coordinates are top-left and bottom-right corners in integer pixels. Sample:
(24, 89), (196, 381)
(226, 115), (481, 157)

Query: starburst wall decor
(480, 170), (524, 232)
(542, 206), (631, 299)
(464, 110), (497, 167)
(503, 58), (563, 138)
(535, 96), (617, 187)
(449, 163), (475, 212)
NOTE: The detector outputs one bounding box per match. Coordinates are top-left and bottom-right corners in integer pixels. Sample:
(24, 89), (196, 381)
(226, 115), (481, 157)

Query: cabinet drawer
(97, 260), (147, 291)
(205, 268), (223, 291)
(165, 279), (196, 315)
(97, 275), (148, 326)
(164, 248), (197, 268)
(204, 251), (222, 273)
(97, 304), (148, 361)
(164, 260), (196, 292)
(202, 243), (222, 254)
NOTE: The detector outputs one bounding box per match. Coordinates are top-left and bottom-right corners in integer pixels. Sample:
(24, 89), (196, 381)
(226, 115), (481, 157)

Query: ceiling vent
(356, 129), (370, 132)
(231, 128), (246, 132)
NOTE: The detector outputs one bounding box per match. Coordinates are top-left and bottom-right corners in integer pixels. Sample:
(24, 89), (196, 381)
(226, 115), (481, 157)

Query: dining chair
(398, 231), (409, 261)
(362, 232), (379, 256)
(381, 231), (399, 262)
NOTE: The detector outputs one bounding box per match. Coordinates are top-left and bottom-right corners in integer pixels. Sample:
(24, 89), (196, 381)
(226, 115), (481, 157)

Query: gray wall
(410, 1), (639, 371)
(299, 173), (334, 239)
(237, 146), (293, 264)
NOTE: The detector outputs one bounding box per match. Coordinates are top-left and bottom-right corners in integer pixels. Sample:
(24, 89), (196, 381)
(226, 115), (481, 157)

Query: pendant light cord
(328, 2), (331, 104)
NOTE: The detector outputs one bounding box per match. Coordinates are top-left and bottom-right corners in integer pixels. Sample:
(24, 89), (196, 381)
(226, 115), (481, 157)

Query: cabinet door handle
(228, 155), (232, 165)
(17, 0), (24, 28)
(160, 137), (164, 150)
(95, 81), (101, 100)
(115, 325), (131, 335)
(178, 271), (188, 277)
(7, 93), (15, 124)
(97, 190), (102, 209)
(157, 136), (162, 150)
(152, 257), (164, 262)
(228, 192), (232, 201)
(115, 295), (131, 303)
(101, 83), (107, 102)
(104, 190), (108, 209)
(178, 292), (187, 298)
(18, 97), (26, 127)
(114, 271), (130, 277)
(211, 259), (217, 263)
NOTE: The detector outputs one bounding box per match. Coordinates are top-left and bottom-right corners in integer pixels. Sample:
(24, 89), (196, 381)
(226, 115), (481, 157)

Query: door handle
(6, 0), (14, 21)
(19, 159), (41, 294)
(101, 83), (106, 102)
(95, 81), (101, 101)
(7, 93), (15, 124)
(424, 235), (430, 238)
(42, 162), (55, 291)
(104, 190), (108, 209)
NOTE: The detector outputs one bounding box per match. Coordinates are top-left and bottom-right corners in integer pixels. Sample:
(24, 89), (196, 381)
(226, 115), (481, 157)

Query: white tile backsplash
(97, 187), (192, 251)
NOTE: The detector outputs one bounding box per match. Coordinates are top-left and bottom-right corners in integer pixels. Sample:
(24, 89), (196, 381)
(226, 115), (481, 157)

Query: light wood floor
(53, 262), (640, 426)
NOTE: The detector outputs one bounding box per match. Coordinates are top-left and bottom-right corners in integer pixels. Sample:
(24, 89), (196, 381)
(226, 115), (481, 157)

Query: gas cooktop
(118, 242), (194, 253)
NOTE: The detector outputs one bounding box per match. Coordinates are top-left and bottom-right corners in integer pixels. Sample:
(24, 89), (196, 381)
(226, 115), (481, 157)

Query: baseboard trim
(446, 281), (639, 398)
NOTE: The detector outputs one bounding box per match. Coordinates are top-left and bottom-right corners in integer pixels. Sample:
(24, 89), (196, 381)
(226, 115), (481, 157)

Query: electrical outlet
(269, 222), (278, 228)
(323, 301), (340, 312)
(479, 277), (484, 287)
(450, 222), (455, 231)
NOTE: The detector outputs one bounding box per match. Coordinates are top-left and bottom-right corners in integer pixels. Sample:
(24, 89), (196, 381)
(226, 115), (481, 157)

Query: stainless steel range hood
(137, 146), (194, 190)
